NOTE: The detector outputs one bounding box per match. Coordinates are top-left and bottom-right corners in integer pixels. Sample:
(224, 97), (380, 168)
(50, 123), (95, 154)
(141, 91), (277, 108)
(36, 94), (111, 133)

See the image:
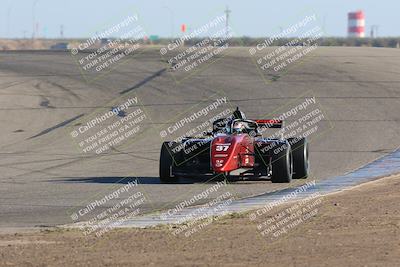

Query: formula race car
(159, 108), (309, 183)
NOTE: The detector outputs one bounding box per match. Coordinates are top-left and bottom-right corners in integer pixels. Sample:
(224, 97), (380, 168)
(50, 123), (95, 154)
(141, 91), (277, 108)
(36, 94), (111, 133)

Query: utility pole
(162, 6), (174, 39)
(224, 6), (231, 38)
(32, 0), (39, 40)
(60, 25), (64, 39)
(7, 6), (12, 38)
(370, 25), (379, 38)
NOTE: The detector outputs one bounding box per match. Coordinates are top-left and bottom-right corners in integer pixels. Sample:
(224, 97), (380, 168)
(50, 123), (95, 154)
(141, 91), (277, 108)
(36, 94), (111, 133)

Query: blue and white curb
(69, 148), (400, 229)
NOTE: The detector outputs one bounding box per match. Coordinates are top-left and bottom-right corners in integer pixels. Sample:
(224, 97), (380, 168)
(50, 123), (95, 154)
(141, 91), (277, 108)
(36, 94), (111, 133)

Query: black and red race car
(159, 108), (309, 183)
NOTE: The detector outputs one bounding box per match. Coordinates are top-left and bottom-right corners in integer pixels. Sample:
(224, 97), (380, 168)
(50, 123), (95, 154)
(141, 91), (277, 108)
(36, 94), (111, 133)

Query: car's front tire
(271, 142), (293, 183)
(288, 137), (309, 179)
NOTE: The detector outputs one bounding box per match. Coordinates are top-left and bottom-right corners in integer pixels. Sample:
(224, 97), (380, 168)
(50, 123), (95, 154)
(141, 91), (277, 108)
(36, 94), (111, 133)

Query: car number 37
(215, 144), (230, 151)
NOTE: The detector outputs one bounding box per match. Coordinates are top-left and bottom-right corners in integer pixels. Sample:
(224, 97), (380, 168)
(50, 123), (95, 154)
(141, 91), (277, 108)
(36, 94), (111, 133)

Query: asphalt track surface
(0, 47), (399, 228)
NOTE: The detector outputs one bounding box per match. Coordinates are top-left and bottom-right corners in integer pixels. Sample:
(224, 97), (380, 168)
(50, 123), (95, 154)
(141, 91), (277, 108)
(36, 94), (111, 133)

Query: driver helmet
(233, 121), (245, 133)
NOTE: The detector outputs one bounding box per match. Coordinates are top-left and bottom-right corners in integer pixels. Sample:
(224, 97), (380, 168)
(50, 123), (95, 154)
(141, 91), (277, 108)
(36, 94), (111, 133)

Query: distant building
(100, 38), (109, 45)
(50, 42), (69, 50)
(348, 10), (365, 37)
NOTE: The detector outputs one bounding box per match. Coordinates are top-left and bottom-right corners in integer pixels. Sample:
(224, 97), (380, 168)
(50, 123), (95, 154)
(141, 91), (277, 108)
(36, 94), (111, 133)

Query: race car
(159, 108), (309, 183)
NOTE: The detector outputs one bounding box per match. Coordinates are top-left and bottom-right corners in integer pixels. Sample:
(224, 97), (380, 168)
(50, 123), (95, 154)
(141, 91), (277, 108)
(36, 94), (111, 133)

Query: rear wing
(255, 119), (284, 129)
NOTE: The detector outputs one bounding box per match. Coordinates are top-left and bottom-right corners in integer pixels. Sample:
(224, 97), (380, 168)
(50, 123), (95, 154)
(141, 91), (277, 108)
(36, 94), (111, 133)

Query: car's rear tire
(271, 143), (293, 183)
(159, 142), (179, 183)
(288, 137), (309, 179)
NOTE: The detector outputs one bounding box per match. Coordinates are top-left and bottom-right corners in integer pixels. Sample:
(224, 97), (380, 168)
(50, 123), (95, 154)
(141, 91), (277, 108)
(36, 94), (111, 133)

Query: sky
(2, 0), (400, 38)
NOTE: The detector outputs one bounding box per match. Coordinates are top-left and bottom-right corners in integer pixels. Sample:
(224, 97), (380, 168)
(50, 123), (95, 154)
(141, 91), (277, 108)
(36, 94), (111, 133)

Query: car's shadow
(54, 176), (219, 184)
(55, 175), (272, 184)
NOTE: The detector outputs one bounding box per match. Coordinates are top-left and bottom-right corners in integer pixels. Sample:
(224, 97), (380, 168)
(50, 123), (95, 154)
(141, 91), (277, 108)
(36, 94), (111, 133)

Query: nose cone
(211, 135), (237, 172)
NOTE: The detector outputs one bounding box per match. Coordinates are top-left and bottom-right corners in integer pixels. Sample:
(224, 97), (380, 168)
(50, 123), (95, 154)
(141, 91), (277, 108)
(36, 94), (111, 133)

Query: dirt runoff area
(1, 175), (400, 267)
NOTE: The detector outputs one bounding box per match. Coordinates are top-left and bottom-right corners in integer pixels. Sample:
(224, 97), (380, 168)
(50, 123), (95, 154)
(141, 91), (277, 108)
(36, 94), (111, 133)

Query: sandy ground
(0, 174), (399, 267)
(0, 39), (58, 50)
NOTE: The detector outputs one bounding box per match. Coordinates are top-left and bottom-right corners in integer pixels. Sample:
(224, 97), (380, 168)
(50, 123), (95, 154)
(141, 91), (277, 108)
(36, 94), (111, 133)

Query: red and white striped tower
(348, 10), (365, 37)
